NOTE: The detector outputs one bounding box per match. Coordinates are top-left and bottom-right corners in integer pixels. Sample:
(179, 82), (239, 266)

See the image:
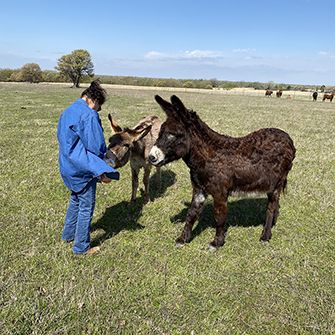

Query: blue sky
(1, 0), (335, 85)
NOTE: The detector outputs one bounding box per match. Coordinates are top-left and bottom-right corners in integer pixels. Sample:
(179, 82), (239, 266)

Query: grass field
(1, 82), (334, 334)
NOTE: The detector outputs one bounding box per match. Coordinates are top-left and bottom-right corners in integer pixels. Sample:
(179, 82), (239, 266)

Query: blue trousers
(62, 179), (97, 254)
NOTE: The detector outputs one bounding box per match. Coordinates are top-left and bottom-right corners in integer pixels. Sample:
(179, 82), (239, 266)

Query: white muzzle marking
(149, 145), (165, 165)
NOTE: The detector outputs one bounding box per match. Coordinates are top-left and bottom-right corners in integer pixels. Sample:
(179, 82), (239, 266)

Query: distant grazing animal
(106, 114), (162, 203)
(322, 92), (334, 102)
(149, 95), (295, 250)
(276, 90), (283, 98)
(265, 90), (273, 97)
(312, 91), (318, 101)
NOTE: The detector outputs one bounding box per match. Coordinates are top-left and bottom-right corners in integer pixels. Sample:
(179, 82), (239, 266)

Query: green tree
(42, 70), (61, 82)
(183, 81), (194, 88)
(0, 68), (17, 82)
(20, 63), (42, 83)
(9, 70), (23, 82)
(210, 78), (219, 88)
(55, 49), (94, 87)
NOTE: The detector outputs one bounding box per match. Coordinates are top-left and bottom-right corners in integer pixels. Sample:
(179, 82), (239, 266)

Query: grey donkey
(106, 114), (162, 204)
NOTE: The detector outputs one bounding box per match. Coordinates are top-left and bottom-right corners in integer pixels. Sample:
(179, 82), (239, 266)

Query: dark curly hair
(81, 79), (107, 106)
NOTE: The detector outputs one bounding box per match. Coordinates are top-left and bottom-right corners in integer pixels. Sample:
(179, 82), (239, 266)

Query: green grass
(1, 82), (334, 334)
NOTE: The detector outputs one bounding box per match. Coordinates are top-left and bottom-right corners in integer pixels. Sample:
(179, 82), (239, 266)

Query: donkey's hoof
(143, 196), (150, 204)
(260, 233), (272, 243)
(176, 242), (185, 248)
(175, 236), (187, 248)
(209, 239), (224, 251)
(208, 243), (218, 252)
(260, 238), (270, 244)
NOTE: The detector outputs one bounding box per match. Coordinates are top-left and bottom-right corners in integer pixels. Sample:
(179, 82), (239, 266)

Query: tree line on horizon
(0, 49), (332, 92)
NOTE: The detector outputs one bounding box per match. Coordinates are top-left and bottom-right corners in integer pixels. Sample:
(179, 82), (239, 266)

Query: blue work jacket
(57, 98), (119, 192)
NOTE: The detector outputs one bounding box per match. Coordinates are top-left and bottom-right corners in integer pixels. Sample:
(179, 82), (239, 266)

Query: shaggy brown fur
(265, 90), (273, 97)
(276, 90), (283, 98)
(106, 114), (162, 203)
(149, 95), (295, 249)
(322, 92), (334, 102)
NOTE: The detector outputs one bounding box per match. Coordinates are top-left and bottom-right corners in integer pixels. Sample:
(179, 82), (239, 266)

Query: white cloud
(145, 49), (224, 61)
(233, 48), (256, 53)
(145, 51), (167, 59)
(183, 50), (224, 59)
(0, 51), (56, 70)
(318, 50), (335, 59)
(98, 49), (335, 84)
(318, 51), (329, 56)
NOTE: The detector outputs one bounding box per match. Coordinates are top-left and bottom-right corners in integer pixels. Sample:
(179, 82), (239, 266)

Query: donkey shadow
(147, 169), (177, 201)
(91, 169), (176, 247)
(170, 197), (268, 242)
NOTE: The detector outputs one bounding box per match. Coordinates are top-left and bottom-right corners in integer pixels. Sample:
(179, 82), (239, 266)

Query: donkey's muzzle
(148, 154), (158, 164)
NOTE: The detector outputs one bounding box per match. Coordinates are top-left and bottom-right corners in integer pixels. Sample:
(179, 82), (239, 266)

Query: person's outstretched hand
(100, 173), (112, 183)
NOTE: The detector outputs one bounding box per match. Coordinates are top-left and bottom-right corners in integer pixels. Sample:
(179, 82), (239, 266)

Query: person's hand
(100, 173), (112, 184)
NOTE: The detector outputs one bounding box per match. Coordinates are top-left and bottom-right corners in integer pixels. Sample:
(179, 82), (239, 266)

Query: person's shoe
(85, 246), (101, 255)
(73, 246), (101, 255)
(62, 239), (74, 243)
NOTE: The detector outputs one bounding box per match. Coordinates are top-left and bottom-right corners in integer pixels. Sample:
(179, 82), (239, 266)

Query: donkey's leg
(142, 164), (151, 203)
(176, 188), (206, 246)
(260, 190), (280, 242)
(130, 165), (140, 203)
(209, 197), (228, 250)
(272, 202), (280, 227)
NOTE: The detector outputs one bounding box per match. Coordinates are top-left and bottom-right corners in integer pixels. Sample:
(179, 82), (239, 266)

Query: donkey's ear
(170, 95), (186, 111)
(155, 95), (176, 117)
(108, 113), (123, 133)
(155, 95), (170, 106)
(170, 95), (191, 125)
(127, 125), (152, 142)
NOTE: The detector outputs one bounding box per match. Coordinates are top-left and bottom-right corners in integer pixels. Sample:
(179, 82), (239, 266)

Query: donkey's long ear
(170, 95), (186, 111)
(108, 113), (123, 133)
(155, 95), (176, 117)
(170, 95), (191, 125)
(127, 125), (152, 142)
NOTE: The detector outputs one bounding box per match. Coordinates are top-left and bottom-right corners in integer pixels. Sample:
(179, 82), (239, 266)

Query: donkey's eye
(167, 134), (176, 141)
(124, 143), (130, 148)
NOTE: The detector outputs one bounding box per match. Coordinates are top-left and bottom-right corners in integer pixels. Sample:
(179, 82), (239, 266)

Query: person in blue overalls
(57, 80), (119, 255)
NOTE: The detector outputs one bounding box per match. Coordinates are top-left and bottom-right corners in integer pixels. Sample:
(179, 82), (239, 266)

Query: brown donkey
(106, 114), (162, 204)
(149, 95), (295, 250)
(276, 90), (283, 98)
(322, 92), (334, 102)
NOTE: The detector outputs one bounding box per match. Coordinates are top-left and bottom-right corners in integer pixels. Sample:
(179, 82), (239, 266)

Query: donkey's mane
(149, 94), (296, 249)
(186, 109), (233, 148)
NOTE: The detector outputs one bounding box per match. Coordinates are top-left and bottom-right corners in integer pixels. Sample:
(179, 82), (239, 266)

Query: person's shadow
(170, 197), (268, 241)
(91, 169), (176, 247)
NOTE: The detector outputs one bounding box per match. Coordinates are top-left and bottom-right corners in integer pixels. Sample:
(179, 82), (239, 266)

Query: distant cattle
(322, 92), (334, 102)
(312, 91), (318, 101)
(276, 90), (283, 98)
(265, 90), (273, 97)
